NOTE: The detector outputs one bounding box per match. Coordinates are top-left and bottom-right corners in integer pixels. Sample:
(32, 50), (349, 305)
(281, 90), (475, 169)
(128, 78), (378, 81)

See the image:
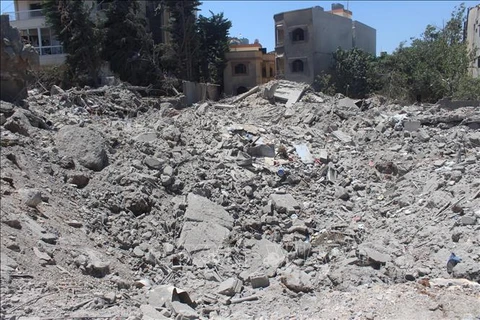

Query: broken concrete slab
(178, 221), (230, 254)
(403, 120), (421, 132)
(248, 238), (286, 277)
(274, 81), (307, 108)
(140, 304), (169, 320)
(217, 277), (243, 296)
(148, 285), (194, 309)
(294, 144), (314, 164)
(270, 193), (300, 214)
(183, 193), (233, 229)
(250, 273), (270, 289)
(332, 130), (353, 145)
(280, 267), (313, 293)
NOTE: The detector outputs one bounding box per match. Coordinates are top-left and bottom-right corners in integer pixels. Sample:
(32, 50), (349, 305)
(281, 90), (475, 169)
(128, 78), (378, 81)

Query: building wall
(274, 5), (376, 85)
(466, 5), (480, 78)
(224, 46), (276, 96)
(353, 21), (376, 55)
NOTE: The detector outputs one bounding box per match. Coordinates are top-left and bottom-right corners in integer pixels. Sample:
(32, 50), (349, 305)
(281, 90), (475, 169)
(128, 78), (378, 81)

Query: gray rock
(217, 277), (243, 296)
(416, 129), (430, 142)
(280, 267), (313, 293)
(3, 109), (31, 136)
(295, 241), (312, 259)
(358, 244), (390, 265)
(332, 130), (353, 145)
(163, 165), (174, 176)
(67, 173), (90, 188)
(56, 126), (108, 171)
(140, 304), (169, 320)
(403, 120), (421, 132)
(335, 187), (350, 201)
(0, 113), (6, 125)
(134, 132), (157, 143)
(50, 85), (65, 95)
(270, 193), (300, 214)
(168, 301), (198, 319)
(66, 220), (83, 228)
(162, 125), (181, 142)
(133, 246), (144, 258)
(41, 233), (58, 245)
(459, 216), (476, 226)
(183, 193), (233, 229)
(144, 157), (164, 170)
(19, 188), (42, 207)
(250, 273), (270, 289)
(2, 218), (21, 229)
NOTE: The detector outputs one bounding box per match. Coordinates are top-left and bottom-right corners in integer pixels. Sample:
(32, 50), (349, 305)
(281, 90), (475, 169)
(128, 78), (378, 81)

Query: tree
(197, 11), (232, 85)
(163, 0), (202, 81)
(101, 0), (159, 86)
(42, 0), (102, 87)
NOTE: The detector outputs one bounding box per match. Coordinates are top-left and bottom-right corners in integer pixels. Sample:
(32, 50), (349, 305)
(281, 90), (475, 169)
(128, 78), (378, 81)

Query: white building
(465, 4), (480, 78)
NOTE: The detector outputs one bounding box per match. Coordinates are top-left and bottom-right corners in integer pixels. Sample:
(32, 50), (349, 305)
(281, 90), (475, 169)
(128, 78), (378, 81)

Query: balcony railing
(3, 9), (44, 21)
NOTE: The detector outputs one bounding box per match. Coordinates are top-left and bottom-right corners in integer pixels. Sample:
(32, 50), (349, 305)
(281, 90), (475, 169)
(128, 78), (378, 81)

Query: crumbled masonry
(1, 81), (480, 319)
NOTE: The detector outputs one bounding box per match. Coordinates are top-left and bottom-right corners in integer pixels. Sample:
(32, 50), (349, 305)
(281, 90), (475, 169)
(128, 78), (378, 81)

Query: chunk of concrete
(269, 193), (300, 214)
(148, 285), (193, 309)
(280, 267), (313, 293)
(140, 304), (169, 320)
(183, 193), (233, 229)
(250, 273), (270, 289)
(217, 277), (243, 296)
(403, 120), (421, 132)
(332, 130), (353, 145)
(19, 188), (42, 207)
(177, 221), (230, 253)
(247, 144), (275, 158)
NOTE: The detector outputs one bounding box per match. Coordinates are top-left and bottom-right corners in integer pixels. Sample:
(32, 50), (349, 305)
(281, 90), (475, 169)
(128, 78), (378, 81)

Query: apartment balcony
(5, 9), (47, 29)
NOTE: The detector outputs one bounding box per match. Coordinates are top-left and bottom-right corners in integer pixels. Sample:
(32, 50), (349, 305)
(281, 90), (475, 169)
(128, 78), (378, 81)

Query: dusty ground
(1, 81), (479, 319)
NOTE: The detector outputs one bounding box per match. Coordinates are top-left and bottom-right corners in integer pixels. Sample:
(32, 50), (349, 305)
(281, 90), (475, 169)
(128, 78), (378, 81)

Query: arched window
(234, 63), (247, 74)
(292, 28), (305, 42)
(292, 59), (304, 72)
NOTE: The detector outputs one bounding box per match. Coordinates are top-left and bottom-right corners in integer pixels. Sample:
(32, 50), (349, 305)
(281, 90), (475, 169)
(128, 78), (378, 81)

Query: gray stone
(0, 113), (6, 125)
(358, 244), (390, 264)
(295, 241), (312, 259)
(4, 111), (30, 136)
(250, 273), (270, 289)
(403, 120), (421, 132)
(459, 216), (476, 226)
(217, 277), (243, 296)
(133, 246), (144, 258)
(2, 219), (21, 229)
(183, 193), (233, 229)
(134, 132), (157, 143)
(178, 221), (229, 253)
(67, 173), (90, 188)
(66, 220), (83, 228)
(163, 165), (174, 176)
(144, 157), (164, 170)
(332, 130), (353, 145)
(270, 193), (300, 214)
(249, 238), (286, 277)
(280, 267), (313, 293)
(335, 187), (350, 201)
(50, 85), (65, 95)
(41, 233), (58, 245)
(162, 125), (181, 142)
(416, 129), (430, 142)
(56, 126), (108, 171)
(168, 301), (198, 319)
(19, 188), (42, 207)
(140, 304), (169, 320)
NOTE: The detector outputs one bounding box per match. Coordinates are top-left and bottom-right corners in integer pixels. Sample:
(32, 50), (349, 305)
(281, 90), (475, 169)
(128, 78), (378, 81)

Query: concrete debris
(1, 79), (480, 318)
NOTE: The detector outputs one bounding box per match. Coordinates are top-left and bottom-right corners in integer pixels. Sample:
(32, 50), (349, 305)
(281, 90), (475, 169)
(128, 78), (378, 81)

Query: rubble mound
(1, 81), (480, 319)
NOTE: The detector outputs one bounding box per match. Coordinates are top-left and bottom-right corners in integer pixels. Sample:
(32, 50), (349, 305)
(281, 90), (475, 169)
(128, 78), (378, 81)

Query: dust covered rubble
(1, 80), (480, 319)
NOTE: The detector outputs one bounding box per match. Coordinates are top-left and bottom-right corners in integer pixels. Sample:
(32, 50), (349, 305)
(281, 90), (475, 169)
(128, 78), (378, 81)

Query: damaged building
(274, 3), (376, 84)
(223, 43), (276, 96)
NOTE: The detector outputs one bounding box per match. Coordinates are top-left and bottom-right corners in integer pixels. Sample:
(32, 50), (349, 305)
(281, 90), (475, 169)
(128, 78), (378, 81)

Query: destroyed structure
(1, 79), (480, 319)
(274, 3), (376, 83)
(465, 4), (480, 78)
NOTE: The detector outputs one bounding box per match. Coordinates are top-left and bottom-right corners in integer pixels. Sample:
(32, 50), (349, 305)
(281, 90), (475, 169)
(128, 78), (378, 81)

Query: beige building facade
(274, 3), (376, 84)
(465, 4), (480, 78)
(223, 44), (276, 96)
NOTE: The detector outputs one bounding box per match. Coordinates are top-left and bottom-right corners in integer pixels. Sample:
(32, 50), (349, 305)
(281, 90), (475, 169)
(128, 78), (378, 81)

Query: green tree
(101, 0), (159, 86)
(197, 11), (232, 85)
(163, 0), (202, 81)
(42, 0), (102, 87)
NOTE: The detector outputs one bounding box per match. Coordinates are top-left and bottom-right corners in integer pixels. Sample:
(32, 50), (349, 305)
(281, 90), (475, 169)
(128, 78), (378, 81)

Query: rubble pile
(1, 80), (480, 319)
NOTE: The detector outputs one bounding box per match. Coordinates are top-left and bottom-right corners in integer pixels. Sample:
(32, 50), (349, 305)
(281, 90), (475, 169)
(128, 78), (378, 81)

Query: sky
(1, 1), (478, 55)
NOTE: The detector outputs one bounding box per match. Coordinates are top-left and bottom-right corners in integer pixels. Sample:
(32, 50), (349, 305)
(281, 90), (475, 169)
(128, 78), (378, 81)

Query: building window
(292, 59), (304, 72)
(29, 3), (43, 17)
(234, 63), (247, 75)
(276, 25), (284, 46)
(478, 58), (480, 68)
(292, 28), (305, 42)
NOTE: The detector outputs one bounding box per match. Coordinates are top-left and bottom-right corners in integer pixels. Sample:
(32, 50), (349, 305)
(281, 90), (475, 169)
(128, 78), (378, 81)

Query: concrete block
(250, 273), (270, 289)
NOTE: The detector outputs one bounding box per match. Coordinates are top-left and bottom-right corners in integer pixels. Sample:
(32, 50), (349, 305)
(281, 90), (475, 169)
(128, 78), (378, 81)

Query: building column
(37, 27), (42, 55)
